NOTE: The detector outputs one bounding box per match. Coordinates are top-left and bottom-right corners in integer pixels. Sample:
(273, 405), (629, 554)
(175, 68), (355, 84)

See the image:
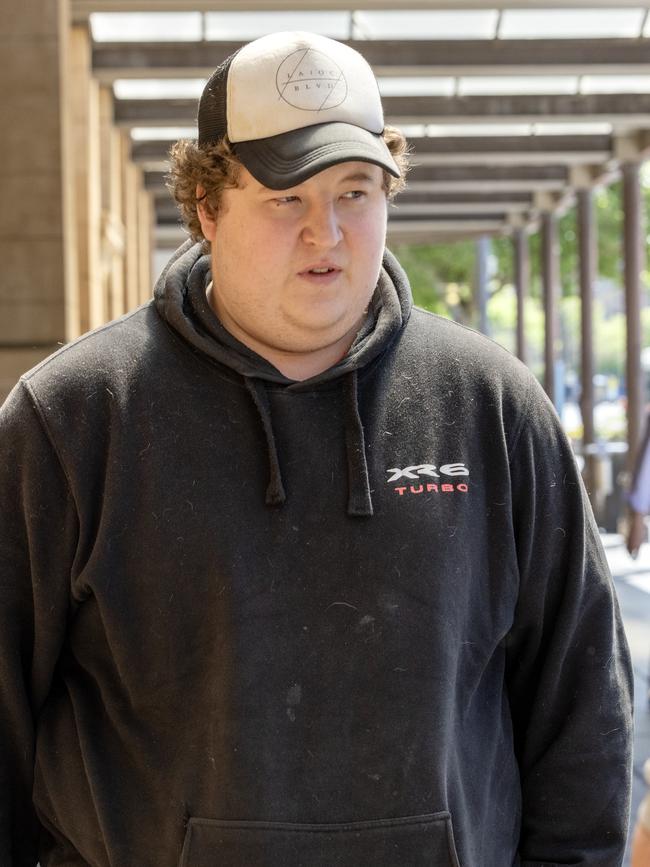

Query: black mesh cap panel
(197, 51), (239, 146)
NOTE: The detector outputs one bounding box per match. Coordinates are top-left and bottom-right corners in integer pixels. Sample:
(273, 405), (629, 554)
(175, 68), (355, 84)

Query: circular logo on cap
(276, 48), (348, 111)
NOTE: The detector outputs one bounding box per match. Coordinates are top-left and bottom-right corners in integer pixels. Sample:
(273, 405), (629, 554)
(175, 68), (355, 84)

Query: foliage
(396, 177), (650, 392)
(391, 241), (476, 323)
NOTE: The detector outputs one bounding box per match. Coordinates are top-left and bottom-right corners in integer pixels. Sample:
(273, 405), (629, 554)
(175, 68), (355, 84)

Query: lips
(298, 262), (342, 276)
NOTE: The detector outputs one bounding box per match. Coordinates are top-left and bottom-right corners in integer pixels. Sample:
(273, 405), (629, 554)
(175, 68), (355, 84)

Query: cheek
(240, 220), (294, 273)
(354, 214), (387, 273)
(215, 218), (271, 286)
(213, 222), (288, 317)
(362, 201), (387, 241)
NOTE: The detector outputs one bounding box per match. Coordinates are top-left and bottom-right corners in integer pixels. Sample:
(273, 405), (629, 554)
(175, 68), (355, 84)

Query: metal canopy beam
(395, 191), (534, 204)
(148, 171), (537, 209)
(131, 135), (611, 172)
(406, 164), (569, 183)
(413, 136), (612, 156)
(132, 135), (610, 160)
(140, 161), (570, 184)
(153, 208), (535, 249)
(391, 203), (523, 215)
(153, 224), (508, 249)
(153, 200), (530, 241)
(387, 218), (506, 235)
(72, 0), (650, 20)
(383, 94), (650, 124)
(411, 135), (611, 166)
(114, 93), (650, 126)
(153, 191), (527, 217)
(403, 177), (567, 192)
(143, 165), (570, 196)
(134, 159), (569, 196)
(93, 39), (650, 81)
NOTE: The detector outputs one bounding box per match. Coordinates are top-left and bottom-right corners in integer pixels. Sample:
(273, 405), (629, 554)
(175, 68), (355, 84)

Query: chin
(284, 308), (351, 336)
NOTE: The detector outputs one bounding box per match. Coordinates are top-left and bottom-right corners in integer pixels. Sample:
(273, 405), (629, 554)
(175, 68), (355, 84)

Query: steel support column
(513, 228), (529, 365)
(622, 162), (645, 474)
(541, 211), (560, 406)
(475, 236), (489, 335)
(577, 188), (596, 496)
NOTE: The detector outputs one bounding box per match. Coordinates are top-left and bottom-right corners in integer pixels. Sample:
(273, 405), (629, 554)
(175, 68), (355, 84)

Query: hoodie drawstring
(244, 377), (286, 507)
(244, 371), (373, 518)
(344, 370), (374, 517)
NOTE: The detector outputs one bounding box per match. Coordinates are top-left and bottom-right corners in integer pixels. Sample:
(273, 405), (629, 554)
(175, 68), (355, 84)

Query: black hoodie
(0, 242), (633, 866)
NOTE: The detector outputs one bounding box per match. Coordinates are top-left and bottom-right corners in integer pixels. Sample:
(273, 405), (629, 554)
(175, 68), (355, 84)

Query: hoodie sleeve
(0, 380), (79, 865)
(505, 376), (633, 867)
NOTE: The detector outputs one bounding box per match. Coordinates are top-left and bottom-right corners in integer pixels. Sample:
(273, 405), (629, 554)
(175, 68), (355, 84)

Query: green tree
(391, 241), (476, 321)
(396, 177), (650, 392)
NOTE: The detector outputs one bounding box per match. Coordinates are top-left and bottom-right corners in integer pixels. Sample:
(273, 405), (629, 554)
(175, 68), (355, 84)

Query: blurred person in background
(627, 418), (650, 558)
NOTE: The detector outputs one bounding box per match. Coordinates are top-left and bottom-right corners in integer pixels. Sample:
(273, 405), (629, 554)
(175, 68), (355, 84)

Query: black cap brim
(233, 122), (400, 190)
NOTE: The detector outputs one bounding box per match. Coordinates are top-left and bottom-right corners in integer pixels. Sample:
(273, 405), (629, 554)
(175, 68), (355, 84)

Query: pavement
(601, 533), (650, 865)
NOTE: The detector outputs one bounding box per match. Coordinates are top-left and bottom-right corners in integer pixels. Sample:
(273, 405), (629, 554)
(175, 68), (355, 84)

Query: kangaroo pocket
(179, 812), (460, 867)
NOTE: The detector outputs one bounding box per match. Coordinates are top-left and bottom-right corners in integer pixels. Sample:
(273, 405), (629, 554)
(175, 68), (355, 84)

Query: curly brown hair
(166, 126), (410, 248)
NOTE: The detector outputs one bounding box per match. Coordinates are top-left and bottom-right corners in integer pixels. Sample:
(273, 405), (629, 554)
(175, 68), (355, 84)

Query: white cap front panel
(227, 32), (385, 143)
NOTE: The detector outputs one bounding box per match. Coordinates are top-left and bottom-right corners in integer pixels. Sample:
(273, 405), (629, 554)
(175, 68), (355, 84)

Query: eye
(272, 195), (301, 206)
(341, 190), (366, 200)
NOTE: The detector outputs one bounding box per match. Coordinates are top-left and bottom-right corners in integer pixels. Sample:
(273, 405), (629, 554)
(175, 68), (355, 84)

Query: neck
(207, 283), (360, 381)
(256, 333), (357, 381)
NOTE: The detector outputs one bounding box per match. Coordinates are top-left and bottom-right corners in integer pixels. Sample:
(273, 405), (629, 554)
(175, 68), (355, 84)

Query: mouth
(299, 265), (342, 275)
(298, 264), (343, 282)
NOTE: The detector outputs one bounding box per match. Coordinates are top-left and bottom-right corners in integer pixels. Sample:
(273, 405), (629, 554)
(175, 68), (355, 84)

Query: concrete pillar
(137, 188), (153, 306)
(541, 210), (561, 406)
(67, 24), (103, 336)
(99, 86), (126, 321)
(0, 0), (70, 400)
(513, 228), (529, 365)
(622, 162), (645, 474)
(577, 187), (597, 496)
(122, 136), (141, 312)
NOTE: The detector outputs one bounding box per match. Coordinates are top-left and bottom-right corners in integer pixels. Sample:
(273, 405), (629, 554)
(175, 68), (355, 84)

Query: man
(0, 31), (633, 867)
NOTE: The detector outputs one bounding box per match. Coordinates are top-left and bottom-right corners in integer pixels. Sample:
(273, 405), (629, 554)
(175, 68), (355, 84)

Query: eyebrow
(339, 171), (376, 184)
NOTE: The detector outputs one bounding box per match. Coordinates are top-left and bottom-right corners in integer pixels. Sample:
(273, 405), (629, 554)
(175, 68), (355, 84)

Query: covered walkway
(3, 0), (650, 494)
(1, 1), (649, 857)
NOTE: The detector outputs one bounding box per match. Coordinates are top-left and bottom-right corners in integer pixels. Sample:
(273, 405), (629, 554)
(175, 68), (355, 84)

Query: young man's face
(197, 161), (388, 377)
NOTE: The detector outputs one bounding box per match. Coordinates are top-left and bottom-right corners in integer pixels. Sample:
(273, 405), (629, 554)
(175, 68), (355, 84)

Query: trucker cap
(197, 31), (400, 190)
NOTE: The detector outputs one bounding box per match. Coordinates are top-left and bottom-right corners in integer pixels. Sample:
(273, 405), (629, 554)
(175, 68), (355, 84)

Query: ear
(196, 185), (217, 242)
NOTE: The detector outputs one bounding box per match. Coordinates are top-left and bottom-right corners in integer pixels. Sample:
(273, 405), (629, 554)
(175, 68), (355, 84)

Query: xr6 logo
(386, 463), (469, 483)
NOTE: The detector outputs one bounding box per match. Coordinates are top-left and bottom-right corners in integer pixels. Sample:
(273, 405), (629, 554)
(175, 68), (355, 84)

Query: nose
(301, 201), (343, 248)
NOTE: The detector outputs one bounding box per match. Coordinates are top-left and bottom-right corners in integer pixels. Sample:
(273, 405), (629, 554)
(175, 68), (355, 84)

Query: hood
(153, 240), (413, 515)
